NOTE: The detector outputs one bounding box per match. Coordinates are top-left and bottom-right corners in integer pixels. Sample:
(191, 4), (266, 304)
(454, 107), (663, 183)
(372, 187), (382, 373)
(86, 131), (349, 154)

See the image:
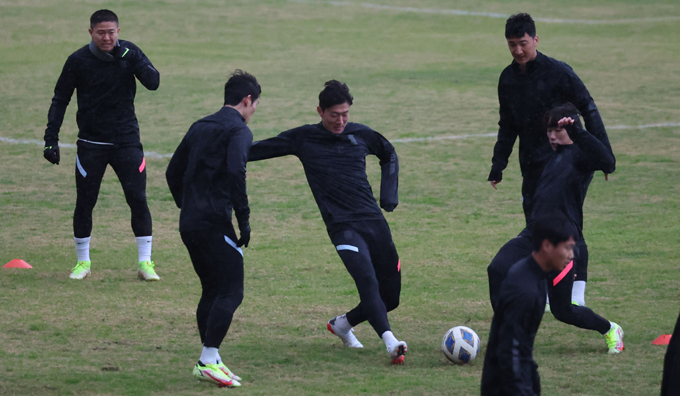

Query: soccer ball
(442, 326), (481, 364)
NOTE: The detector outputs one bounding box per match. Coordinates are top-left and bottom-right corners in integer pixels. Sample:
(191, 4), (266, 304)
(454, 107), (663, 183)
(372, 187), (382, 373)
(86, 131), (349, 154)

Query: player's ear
(317, 106), (324, 117)
(540, 238), (552, 253)
(242, 95), (252, 108)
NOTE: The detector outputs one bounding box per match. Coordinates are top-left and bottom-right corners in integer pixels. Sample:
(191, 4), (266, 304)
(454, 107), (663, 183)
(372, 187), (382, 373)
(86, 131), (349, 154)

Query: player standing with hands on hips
(166, 70), (260, 388)
(488, 13), (613, 227)
(43, 9), (160, 281)
(248, 80), (408, 364)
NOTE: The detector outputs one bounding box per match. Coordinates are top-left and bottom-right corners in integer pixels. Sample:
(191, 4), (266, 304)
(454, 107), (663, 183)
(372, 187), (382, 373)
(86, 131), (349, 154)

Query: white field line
(2, 122), (679, 157)
(0, 136), (172, 159)
(291, 0), (680, 24)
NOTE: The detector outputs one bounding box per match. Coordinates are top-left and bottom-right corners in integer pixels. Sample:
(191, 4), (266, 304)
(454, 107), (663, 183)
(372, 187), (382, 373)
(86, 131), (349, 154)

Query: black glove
(43, 144), (60, 165)
(114, 45), (141, 63)
(237, 225), (251, 248)
(381, 202), (397, 212)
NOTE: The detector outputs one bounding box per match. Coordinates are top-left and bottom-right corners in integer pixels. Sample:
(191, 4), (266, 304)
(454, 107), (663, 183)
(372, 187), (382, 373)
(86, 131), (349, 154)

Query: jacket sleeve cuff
(488, 169), (503, 182)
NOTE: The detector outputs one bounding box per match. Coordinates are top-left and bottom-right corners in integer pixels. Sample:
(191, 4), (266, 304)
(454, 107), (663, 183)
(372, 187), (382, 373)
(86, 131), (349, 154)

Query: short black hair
(318, 80), (353, 111)
(531, 211), (577, 252)
(224, 70), (261, 106)
(545, 102), (583, 130)
(505, 13), (536, 39)
(90, 9), (118, 30)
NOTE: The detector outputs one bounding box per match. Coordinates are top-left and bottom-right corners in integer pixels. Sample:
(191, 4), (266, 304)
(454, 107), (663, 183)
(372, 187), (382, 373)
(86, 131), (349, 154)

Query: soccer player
(487, 102), (624, 354)
(488, 13), (613, 227)
(662, 309), (680, 395)
(481, 212), (577, 396)
(43, 9), (160, 281)
(165, 70), (260, 388)
(248, 80), (408, 364)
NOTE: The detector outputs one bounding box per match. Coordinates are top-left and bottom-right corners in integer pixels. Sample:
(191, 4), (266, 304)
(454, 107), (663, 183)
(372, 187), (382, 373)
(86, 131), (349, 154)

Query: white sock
(572, 281), (587, 306)
(74, 237), (91, 262)
(546, 292), (550, 305)
(382, 330), (398, 349)
(136, 236), (153, 262)
(334, 314), (352, 333)
(200, 347), (219, 365)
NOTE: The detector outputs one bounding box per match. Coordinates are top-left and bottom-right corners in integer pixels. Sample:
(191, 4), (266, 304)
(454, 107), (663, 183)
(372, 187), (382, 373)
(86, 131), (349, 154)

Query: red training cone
(3, 259), (33, 269)
(652, 335), (672, 345)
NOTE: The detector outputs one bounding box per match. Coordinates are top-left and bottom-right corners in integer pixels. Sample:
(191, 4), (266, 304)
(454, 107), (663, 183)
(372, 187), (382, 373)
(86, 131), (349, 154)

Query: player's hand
(490, 180), (501, 190)
(557, 117), (575, 128)
(237, 225), (251, 248)
(114, 46), (140, 63)
(43, 144), (60, 165)
(604, 173), (609, 181)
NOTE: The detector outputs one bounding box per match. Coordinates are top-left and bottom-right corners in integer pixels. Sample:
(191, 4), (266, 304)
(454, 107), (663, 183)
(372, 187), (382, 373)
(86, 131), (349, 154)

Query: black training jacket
(45, 40), (159, 146)
(489, 51), (612, 181)
(529, 124), (615, 238)
(248, 122), (398, 228)
(166, 107), (252, 235)
(481, 255), (546, 396)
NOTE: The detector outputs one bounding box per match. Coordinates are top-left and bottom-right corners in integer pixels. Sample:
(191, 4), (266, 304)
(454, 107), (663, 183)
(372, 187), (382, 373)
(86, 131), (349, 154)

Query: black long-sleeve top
(248, 122), (398, 228)
(481, 255), (547, 396)
(489, 51), (612, 181)
(529, 124), (616, 238)
(165, 107), (252, 234)
(44, 40), (159, 146)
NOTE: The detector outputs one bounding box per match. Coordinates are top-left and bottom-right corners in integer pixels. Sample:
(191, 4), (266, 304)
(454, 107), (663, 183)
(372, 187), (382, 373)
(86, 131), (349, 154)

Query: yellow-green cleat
(69, 260), (91, 280)
(216, 362), (242, 381)
(605, 322), (625, 354)
(193, 362), (241, 388)
(138, 261), (160, 281)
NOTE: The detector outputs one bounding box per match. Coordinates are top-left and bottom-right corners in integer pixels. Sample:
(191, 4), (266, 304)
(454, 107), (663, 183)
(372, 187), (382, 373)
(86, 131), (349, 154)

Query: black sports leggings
(487, 229), (610, 335)
(181, 228), (244, 348)
(73, 141), (152, 238)
(328, 220), (401, 337)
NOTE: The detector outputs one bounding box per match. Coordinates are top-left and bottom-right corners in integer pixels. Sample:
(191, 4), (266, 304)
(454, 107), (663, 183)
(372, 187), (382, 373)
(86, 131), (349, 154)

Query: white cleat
(327, 316), (364, 348)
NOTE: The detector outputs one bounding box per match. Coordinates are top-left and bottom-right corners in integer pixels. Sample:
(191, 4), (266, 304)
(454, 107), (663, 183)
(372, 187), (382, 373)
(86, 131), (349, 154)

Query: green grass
(1, 0), (680, 394)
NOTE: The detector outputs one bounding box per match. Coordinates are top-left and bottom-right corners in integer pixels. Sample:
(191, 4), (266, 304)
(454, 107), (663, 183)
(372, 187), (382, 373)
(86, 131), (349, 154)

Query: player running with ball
(248, 80), (407, 364)
(487, 102), (624, 354)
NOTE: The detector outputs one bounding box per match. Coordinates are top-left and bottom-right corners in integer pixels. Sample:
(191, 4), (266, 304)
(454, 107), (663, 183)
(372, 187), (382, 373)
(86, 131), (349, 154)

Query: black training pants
(487, 229), (610, 334)
(662, 309), (680, 395)
(181, 228), (244, 349)
(521, 166), (545, 226)
(73, 141), (152, 238)
(328, 220), (401, 337)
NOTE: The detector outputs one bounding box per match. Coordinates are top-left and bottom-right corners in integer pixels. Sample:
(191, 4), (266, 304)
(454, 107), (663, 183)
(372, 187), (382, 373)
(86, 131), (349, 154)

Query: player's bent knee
(384, 296), (399, 312)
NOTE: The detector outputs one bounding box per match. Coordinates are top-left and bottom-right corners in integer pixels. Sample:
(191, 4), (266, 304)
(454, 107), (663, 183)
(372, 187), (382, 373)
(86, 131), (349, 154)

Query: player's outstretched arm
(248, 129), (298, 162)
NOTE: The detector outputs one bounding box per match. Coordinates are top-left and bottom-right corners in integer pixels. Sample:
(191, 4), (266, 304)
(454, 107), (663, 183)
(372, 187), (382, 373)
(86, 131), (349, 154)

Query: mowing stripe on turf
(291, 0), (680, 24)
(2, 122), (679, 156)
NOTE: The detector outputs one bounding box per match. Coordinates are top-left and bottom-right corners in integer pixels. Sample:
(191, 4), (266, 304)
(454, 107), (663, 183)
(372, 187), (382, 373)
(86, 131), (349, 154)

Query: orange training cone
(652, 334), (672, 345)
(3, 259), (33, 269)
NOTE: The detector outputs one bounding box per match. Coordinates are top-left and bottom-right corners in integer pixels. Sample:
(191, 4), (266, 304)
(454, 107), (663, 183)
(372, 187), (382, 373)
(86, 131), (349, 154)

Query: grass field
(1, 0), (680, 395)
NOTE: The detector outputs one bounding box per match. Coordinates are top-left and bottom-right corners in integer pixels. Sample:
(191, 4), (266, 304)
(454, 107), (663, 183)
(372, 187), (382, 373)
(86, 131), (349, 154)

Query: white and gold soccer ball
(442, 326), (481, 364)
